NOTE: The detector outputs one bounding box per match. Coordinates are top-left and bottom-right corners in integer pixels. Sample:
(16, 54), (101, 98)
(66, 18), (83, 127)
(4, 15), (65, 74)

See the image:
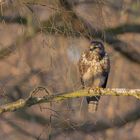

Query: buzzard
(79, 40), (110, 113)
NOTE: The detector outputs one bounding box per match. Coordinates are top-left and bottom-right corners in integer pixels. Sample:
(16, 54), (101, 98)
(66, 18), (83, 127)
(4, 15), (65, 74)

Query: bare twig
(51, 105), (140, 137)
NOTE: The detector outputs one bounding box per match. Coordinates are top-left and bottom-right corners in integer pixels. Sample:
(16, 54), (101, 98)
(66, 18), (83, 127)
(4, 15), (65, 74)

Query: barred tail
(88, 101), (98, 113)
(86, 96), (100, 113)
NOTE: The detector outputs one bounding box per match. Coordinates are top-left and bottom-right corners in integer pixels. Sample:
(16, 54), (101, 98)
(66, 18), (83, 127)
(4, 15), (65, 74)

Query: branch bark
(0, 87), (140, 114)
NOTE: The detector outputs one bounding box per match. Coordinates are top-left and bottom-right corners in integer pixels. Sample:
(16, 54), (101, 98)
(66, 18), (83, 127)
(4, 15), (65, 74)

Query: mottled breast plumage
(79, 51), (109, 83)
(78, 41), (110, 113)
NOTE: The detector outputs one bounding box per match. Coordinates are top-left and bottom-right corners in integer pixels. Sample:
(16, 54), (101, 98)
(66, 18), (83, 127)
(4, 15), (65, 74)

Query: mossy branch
(0, 87), (140, 114)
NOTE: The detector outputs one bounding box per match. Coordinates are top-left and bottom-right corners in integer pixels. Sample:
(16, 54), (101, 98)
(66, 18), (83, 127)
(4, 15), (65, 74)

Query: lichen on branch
(0, 87), (140, 114)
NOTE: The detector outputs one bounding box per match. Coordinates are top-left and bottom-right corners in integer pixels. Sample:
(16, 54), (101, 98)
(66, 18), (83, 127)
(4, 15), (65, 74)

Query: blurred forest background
(0, 0), (140, 140)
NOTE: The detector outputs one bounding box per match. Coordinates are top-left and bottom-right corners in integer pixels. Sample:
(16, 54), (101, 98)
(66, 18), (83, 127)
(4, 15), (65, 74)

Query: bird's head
(89, 40), (105, 56)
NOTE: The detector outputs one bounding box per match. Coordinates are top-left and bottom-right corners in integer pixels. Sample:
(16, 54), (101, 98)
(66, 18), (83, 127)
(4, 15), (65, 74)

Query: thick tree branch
(0, 87), (140, 114)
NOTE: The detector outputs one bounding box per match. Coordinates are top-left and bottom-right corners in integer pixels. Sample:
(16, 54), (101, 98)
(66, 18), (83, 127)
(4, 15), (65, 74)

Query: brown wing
(95, 53), (110, 88)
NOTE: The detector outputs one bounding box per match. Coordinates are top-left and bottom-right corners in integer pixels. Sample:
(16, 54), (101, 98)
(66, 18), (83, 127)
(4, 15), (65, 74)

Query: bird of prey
(78, 40), (110, 113)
